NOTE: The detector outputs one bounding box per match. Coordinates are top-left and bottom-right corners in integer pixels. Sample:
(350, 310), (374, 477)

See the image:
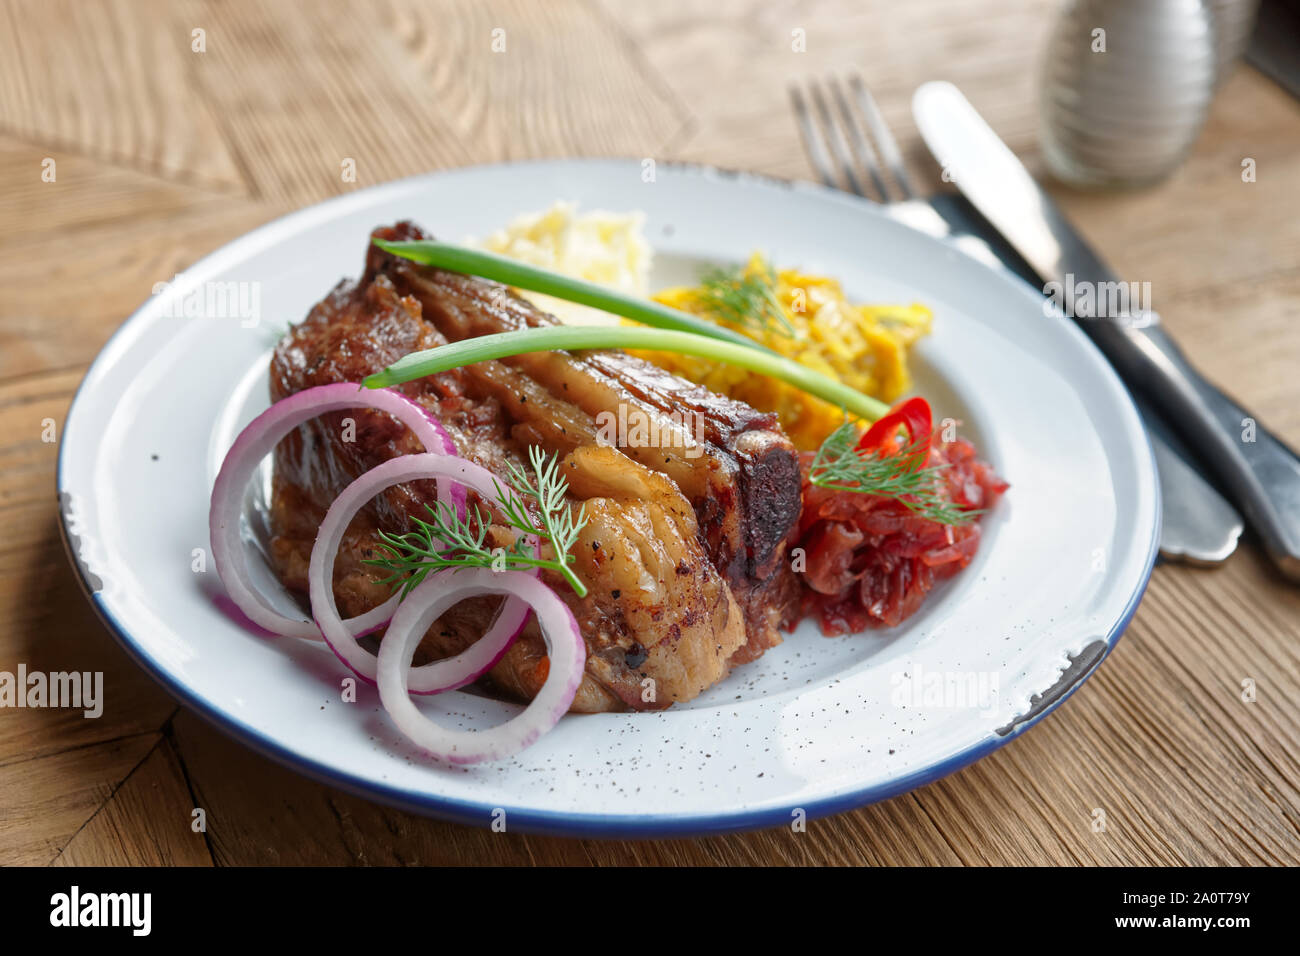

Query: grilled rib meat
(366, 222), (802, 661)
(267, 224), (802, 712)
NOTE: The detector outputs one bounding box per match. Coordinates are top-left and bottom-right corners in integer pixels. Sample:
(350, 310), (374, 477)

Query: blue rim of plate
(56, 158), (1161, 839)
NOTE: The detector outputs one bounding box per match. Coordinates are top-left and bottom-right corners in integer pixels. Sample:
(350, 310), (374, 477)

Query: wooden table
(3, 0), (1298, 867)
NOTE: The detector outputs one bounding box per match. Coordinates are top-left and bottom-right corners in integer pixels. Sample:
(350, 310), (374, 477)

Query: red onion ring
(377, 568), (585, 764)
(210, 383), (455, 640)
(309, 453), (536, 692)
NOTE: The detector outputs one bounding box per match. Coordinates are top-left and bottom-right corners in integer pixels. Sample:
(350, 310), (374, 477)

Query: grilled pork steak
(267, 224), (802, 712)
(367, 223), (803, 658)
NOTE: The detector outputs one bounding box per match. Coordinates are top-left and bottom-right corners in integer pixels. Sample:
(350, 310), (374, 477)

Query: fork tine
(849, 74), (917, 199)
(788, 83), (837, 190)
(828, 75), (889, 200)
(808, 80), (865, 196)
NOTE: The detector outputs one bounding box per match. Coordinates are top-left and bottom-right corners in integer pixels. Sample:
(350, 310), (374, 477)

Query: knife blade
(912, 81), (1300, 580)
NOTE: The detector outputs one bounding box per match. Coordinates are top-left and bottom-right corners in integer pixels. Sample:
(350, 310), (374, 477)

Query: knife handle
(1092, 319), (1300, 579)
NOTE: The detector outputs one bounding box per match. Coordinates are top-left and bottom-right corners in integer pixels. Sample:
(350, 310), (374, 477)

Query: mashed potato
(475, 201), (650, 325)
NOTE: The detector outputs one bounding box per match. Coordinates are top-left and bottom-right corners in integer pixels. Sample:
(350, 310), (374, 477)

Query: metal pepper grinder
(1039, 0), (1230, 188)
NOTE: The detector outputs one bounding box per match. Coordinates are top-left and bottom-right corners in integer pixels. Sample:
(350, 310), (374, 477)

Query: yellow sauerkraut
(644, 254), (931, 449)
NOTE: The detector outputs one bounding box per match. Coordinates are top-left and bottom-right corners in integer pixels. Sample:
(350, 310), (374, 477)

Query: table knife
(913, 80), (1300, 580)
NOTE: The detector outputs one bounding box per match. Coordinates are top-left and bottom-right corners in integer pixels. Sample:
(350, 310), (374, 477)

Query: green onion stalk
(363, 325), (889, 423)
(373, 238), (772, 352)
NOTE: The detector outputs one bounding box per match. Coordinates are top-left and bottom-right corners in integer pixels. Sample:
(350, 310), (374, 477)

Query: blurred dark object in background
(1248, 0), (1300, 99)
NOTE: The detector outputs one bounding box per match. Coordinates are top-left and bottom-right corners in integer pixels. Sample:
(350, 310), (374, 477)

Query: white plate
(58, 159), (1158, 837)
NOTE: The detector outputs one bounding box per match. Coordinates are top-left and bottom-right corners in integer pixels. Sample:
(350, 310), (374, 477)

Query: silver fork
(788, 74), (1003, 267)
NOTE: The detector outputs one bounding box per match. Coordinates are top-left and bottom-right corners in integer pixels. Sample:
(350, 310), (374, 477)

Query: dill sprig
(363, 446), (590, 598)
(689, 261), (795, 337)
(497, 446), (588, 584)
(808, 420), (978, 526)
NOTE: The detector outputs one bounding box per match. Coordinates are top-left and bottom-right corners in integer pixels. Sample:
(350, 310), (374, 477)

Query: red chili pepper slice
(856, 396), (934, 468)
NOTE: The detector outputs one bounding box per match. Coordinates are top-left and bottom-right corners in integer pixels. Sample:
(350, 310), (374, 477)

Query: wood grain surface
(1, 0), (1297, 866)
